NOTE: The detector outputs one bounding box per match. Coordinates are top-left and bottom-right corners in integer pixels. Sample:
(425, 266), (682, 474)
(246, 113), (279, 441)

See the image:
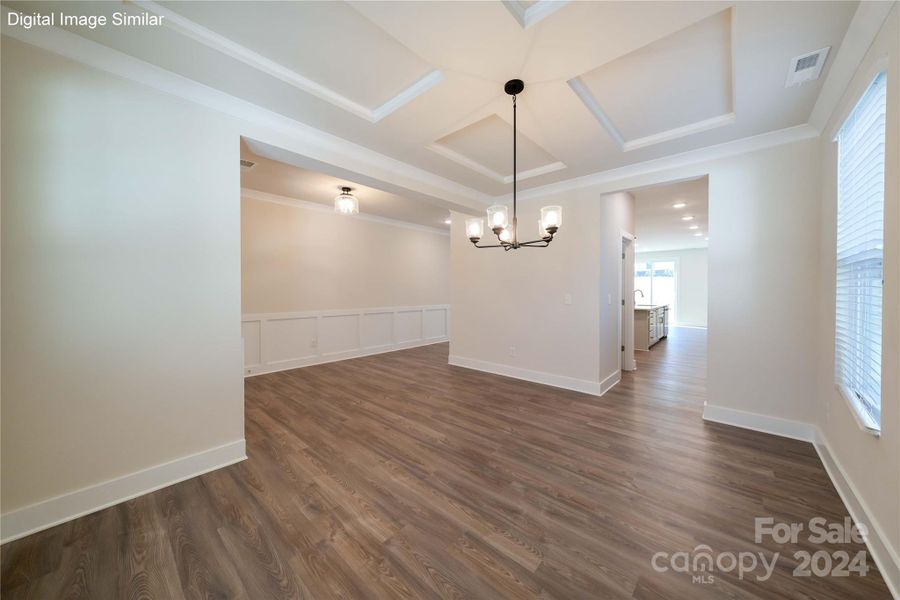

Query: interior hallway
(1, 329), (890, 599)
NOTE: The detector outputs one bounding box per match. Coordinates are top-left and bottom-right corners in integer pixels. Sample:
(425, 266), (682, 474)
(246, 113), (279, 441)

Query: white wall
(451, 138), (822, 423)
(815, 6), (899, 592)
(1, 38), (245, 535)
(636, 248), (708, 327)
(241, 193), (451, 376)
(241, 195), (450, 313)
(449, 192), (634, 395)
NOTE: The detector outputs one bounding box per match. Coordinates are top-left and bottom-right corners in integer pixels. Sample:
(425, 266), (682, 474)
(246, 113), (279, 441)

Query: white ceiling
(632, 177), (709, 253)
(240, 144), (452, 230)
(4, 0), (860, 202)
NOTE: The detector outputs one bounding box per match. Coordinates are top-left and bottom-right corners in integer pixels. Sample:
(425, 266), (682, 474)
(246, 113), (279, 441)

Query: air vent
(785, 47), (830, 87)
(239, 159), (256, 171)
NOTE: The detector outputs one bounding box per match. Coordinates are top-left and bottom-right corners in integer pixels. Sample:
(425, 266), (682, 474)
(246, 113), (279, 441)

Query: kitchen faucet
(634, 289), (645, 300)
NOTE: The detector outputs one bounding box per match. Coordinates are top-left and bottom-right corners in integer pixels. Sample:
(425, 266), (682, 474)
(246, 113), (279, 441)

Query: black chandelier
(465, 79), (562, 250)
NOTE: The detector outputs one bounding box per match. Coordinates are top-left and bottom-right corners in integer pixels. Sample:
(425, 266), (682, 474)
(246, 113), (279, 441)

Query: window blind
(835, 71), (886, 431)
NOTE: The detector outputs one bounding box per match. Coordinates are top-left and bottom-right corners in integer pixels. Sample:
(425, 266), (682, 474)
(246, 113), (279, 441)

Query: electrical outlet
(509, 346), (517, 357)
(311, 339), (318, 348)
(607, 294), (612, 305)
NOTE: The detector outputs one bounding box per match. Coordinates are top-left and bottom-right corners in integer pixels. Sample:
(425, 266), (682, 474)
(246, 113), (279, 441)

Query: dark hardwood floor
(1, 328), (891, 599)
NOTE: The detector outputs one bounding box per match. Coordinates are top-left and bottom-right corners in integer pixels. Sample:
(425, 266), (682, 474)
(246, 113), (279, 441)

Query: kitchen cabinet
(634, 305), (669, 351)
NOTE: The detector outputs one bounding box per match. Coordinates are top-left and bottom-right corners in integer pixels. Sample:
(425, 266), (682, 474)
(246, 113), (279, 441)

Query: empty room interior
(1, 1), (898, 599)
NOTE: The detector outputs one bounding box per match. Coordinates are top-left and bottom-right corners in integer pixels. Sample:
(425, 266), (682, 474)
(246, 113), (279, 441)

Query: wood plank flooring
(1, 328), (892, 598)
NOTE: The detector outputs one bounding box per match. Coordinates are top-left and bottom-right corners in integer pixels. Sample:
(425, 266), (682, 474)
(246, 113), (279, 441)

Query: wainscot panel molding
(0, 440), (246, 544)
(447, 354), (620, 397)
(242, 305), (450, 376)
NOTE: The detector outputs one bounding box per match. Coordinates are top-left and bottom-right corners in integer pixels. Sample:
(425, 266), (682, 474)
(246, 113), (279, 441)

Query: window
(835, 71), (886, 433)
(635, 260), (676, 321)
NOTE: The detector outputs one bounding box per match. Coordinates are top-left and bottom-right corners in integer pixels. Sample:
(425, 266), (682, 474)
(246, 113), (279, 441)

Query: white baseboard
(701, 406), (898, 598)
(701, 404), (815, 442)
(0, 439), (246, 544)
(448, 354), (620, 397)
(813, 428), (900, 599)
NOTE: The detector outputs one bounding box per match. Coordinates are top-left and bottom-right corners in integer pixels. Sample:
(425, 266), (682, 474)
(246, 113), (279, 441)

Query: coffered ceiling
(3, 0), (860, 201)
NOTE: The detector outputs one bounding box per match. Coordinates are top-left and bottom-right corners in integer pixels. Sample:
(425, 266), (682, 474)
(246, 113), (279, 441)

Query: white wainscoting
(242, 305), (450, 376)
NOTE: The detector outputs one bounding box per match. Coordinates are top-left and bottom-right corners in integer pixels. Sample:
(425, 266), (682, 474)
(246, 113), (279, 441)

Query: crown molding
(808, 0), (895, 132)
(507, 123), (820, 201)
(568, 77), (736, 152)
(2, 4), (835, 208)
(427, 143), (566, 184)
(130, 0), (444, 123)
(1, 7), (491, 213)
(241, 188), (450, 235)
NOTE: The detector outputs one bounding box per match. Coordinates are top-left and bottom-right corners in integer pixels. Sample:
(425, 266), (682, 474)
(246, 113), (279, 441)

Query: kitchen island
(635, 304), (669, 350)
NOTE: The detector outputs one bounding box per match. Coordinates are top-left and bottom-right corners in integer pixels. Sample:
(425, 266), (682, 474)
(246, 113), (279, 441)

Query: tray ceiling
(2, 0), (861, 199)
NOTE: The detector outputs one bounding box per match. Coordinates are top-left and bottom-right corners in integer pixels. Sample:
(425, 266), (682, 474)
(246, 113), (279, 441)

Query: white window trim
(835, 384), (881, 437)
(831, 67), (886, 437)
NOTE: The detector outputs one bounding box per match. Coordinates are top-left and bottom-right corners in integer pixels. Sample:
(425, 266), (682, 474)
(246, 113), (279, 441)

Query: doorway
(627, 176), (709, 365)
(618, 232), (636, 372)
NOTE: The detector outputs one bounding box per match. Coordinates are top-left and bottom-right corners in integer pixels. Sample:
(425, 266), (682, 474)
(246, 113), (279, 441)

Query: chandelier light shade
(466, 79), (561, 250)
(334, 186), (358, 215)
(466, 217), (485, 241)
(487, 205), (509, 231)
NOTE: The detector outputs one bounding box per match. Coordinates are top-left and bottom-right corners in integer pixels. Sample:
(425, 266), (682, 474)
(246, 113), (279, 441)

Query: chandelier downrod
(465, 79), (561, 250)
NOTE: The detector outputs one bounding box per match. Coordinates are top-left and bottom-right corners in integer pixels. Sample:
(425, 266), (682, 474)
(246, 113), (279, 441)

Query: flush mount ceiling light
(465, 80), (561, 250)
(334, 186), (358, 215)
(444, 217), (452, 225)
(681, 215), (694, 221)
(672, 202), (687, 209)
(689, 224), (699, 230)
(693, 232), (704, 237)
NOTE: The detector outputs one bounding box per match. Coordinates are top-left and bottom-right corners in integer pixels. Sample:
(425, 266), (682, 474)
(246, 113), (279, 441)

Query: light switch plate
(564, 294), (572, 305)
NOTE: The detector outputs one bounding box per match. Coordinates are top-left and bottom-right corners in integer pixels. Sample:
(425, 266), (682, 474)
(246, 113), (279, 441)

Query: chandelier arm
(518, 240), (551, 247)
(470, 241), (507, 248)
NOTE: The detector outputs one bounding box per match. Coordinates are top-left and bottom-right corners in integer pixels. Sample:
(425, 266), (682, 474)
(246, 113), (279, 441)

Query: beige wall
(1, 39), (244, 514)
(451, 139), (822, 422)
(815, 5), (899, 586)
(636, 248), (708, 327)
(450, 192), (635, 390)
(241, 196), (449, 314)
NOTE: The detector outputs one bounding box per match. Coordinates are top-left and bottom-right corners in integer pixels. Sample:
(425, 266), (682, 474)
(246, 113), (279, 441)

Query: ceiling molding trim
(241, 188), (450, 235)
(427, 143), (507, 183)
(507, 123), (820, 202)
(371, 69), (445, 121)
(567, 77), (626, 147)
(808, 0), (895, 132)
(0, 8), (491, 212)
(131, 0), (442, 123)
(622, 113), (737, 152)
(427, 143), (566, 184)
(502, 0), (569, 29)
(568, 77), (736, 152)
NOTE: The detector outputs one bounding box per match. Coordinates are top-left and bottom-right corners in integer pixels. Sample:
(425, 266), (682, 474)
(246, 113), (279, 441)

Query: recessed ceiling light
(672, 202), (687, 209)
(705, 237), (709, 241)
(444, 218), (452, 225)
(693, 232), (703, 237)
(681, 215), (694, 221)
(689, 225), (699, 230)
